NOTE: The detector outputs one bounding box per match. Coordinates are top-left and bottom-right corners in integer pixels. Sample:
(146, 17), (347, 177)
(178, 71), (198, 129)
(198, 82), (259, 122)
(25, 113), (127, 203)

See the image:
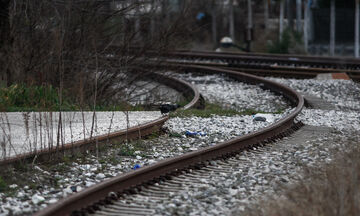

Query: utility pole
(330, 0), (335, 56)
(212, 1), (218, 49)
(247, 0), (253, 51)
(296, 0), (302, 32)
(287, 0), (294, 31)
(229, 0), (235, 40)
(264, 0), (269, 30)
(304, 0), (309, 52)
(355, 0), (359, 57)
(280, 0), (285, 40)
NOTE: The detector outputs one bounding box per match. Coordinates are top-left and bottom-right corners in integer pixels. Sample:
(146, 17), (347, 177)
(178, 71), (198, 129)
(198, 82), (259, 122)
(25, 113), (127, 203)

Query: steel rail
(112, 46), (360, 79)
(35, 65), (304, 216)
(171, 50), (360, 69)
(0, 73), (202, 167)
(162, 51), (360, 81)
(175, 49), (360, 61)
(164, 59), (320, 79)
(132, 49), (360, 81)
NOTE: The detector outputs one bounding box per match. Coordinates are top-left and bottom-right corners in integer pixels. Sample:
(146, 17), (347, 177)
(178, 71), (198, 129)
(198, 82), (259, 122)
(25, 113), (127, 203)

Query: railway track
(144, 49), (360, 81)
(35, 65), (304, 216)
(0, 73), (203, 167)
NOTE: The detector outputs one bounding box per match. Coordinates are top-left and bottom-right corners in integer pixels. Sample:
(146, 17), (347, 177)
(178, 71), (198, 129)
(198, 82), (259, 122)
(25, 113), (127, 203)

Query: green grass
(170, 102), (283, 118)
(117, 141), (149, 157)
(0, 83), (158, 112)
(0, 84), (75, 112)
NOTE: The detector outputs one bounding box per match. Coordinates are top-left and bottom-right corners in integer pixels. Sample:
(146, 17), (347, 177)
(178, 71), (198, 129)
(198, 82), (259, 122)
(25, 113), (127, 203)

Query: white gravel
(0, 111), (162, 159)
(267, 78), (360, 111)
(174, 73), (289, 112)
(268, 77), (360, 132)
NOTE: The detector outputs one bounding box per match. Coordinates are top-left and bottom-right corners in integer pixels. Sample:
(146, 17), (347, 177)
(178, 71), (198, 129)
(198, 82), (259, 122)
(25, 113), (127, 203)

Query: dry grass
(243, 144), (360, 216)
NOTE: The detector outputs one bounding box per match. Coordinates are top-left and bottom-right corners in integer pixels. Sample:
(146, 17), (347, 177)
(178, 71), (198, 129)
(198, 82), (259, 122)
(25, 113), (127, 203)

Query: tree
(0, 0), (193, 106)
(0, 0), (12, 86)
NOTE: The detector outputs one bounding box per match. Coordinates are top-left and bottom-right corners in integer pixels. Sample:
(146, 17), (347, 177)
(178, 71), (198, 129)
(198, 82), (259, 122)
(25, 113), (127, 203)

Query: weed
(0, 176), (7, 192)
(146, 131), (161, 140)
(118, 144), (136, 156)
(98, 158), (107, 165)
(108, 155), (121, 165)
(13, 162), (30, 172)
(169, 132), (182, 138)
(62, 155), (73, 165)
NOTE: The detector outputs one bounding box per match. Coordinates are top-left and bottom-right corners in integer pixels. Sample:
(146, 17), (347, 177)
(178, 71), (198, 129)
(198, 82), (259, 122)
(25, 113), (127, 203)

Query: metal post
(287, 0), (294, 31)
(304, 0), (309, 52)
(212, 1), (218, 49)
(355, 0), (359, 57)
(247, 0), (253, 51)
(330, 0), (335, 56)
(264, 0), (269, 30)
(280, 0), (285, 41)
(229, 0), (235, 40)
(296, 0), (302, 32)
(248, 0), (253, 30)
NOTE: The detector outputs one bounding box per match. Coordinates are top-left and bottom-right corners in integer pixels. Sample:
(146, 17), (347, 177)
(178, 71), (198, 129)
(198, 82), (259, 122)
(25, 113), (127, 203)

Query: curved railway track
(147, 49), (360, 81)
(0, 73), (203, 167)
(35, 64), (304, 216)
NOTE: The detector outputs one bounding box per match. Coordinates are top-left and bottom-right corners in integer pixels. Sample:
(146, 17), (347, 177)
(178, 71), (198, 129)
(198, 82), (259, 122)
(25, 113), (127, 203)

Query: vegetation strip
(34, 65), (304, 216)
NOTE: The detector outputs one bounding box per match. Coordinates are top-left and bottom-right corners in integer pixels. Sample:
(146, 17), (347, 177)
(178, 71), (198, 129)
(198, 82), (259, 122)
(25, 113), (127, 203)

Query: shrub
(267, 28), (305, 54)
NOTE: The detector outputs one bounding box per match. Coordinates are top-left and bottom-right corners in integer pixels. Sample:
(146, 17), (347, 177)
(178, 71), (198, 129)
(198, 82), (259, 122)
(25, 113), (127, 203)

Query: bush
(267, 28), (305, 54)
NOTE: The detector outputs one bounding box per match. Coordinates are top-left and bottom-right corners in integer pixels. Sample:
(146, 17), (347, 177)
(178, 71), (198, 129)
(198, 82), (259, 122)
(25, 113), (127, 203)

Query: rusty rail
(0, 74), (202, 167)
(142, 49), (360, 81)
(35, 65), (304, 216)
(170, 50), (360, 69)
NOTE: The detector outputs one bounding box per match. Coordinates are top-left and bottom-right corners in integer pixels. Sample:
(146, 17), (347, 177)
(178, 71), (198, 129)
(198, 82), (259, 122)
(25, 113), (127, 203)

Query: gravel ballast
(174, 73), (289, 112)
